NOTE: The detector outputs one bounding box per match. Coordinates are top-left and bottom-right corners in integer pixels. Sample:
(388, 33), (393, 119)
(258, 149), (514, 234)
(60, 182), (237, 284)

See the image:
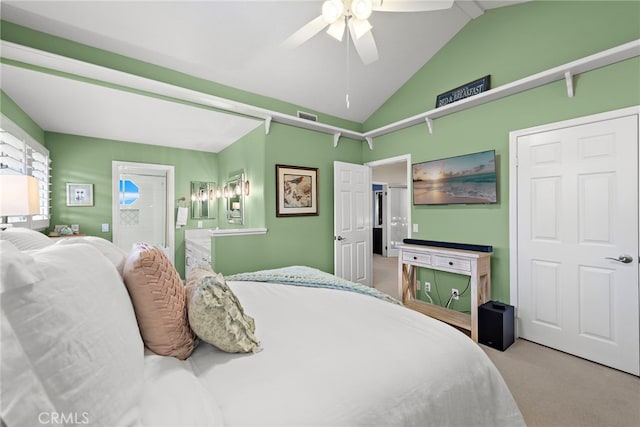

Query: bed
(1, 228), (524, 427)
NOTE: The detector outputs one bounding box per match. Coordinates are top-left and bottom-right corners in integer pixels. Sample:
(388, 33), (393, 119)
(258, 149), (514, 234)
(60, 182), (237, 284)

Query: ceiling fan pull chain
(346, 15), (351, 109)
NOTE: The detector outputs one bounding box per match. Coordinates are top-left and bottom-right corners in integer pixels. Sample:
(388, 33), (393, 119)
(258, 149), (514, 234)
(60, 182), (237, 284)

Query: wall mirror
(225, 172), (245, 225)
(191, 181), (217, 219)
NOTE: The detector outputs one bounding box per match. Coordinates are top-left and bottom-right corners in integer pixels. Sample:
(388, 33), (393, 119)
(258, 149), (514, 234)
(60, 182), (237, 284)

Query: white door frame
(112, 161), (175, 262)
(509, 106), (640, 326)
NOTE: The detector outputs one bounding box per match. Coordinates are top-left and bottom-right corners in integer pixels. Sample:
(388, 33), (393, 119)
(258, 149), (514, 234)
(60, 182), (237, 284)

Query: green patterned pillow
(186, 266), (260, 353)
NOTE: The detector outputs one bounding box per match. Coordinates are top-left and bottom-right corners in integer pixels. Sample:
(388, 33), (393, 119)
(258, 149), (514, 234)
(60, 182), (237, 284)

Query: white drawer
(433, 255), (471, 272)
(402, 251), (432, 266)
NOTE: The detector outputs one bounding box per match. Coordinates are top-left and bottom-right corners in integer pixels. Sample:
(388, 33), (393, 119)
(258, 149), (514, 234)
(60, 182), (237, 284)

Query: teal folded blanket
(227, 266), (401, 305)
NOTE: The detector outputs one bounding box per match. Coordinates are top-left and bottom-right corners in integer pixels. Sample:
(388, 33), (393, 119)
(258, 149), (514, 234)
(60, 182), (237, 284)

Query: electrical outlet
(451, 288), (459, 300)
(424, 281), (431, 292)
(101, 223), (109, 233)
(416, 280), (421, 291)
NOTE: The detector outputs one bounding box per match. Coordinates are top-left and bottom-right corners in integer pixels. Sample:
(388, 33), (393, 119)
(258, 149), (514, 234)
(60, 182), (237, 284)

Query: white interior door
(514, 111), (639, 375)
(334, 161), (372, 286)
(112, 161), (175, 263)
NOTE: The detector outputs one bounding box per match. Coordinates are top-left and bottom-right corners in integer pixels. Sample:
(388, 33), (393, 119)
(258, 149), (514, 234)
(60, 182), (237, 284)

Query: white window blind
(0, 115), (51, 230)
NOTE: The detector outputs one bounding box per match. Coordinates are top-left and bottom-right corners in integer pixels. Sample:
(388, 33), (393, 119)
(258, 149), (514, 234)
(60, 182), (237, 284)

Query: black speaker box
(478, 301), (514, 351)
(403, 238), (492, 253)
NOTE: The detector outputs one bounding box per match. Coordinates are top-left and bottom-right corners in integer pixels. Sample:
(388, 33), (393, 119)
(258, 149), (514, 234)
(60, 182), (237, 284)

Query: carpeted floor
(372, 254), (400, 300)
(482, 339), (640, 427)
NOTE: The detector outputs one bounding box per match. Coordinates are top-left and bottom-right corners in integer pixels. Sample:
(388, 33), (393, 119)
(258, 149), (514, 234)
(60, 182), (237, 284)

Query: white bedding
(142, 280), (524, 426)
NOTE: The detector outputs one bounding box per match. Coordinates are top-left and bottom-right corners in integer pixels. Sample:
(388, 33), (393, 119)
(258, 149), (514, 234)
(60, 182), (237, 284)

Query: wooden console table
(398, 243), (491, 342)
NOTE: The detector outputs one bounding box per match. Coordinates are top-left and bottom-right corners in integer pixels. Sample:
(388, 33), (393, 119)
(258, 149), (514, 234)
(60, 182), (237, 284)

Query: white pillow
(0, 227), (53, 250)
(1, 240), (145, 427)
(1, 310), (57, 427)
(55, 236), (128, 276)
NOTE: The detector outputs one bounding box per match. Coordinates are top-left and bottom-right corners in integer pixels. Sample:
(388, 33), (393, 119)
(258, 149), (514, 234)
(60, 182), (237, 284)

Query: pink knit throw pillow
(123, 243), (195, 359)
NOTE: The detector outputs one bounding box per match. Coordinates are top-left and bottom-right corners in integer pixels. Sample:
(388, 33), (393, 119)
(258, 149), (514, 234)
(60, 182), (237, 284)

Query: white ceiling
(0, 0), (528, 152)
(1, 64), (264, 152)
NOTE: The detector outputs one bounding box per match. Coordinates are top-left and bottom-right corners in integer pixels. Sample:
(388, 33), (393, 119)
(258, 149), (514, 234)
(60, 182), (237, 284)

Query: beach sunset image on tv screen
(413, 150), (497, 205)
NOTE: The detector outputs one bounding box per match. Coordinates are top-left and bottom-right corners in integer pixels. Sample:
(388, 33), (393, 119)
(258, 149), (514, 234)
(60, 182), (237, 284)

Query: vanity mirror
(191, 181), (217, 219)
(225, 172), (246, 225)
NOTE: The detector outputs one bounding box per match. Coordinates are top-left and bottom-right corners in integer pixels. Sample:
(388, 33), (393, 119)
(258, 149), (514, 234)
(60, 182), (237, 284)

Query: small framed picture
(53, 225), (69, 234)
(276, 164), (318, 217)
(66, 183), (94, 207)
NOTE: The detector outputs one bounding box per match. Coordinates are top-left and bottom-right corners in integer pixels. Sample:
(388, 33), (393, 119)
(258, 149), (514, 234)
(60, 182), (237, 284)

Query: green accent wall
(216, 126), (267, 229)
(45, 132), (219, 278)
(364, 1), (640, 131)
(362, 0), (640, 306)
(213, 123), (362, 275)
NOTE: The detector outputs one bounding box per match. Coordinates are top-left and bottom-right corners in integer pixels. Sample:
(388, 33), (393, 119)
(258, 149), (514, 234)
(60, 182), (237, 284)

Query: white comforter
(141, 280), (524, 426)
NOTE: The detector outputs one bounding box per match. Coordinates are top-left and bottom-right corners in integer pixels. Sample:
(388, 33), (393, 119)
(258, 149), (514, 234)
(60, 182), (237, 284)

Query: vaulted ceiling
(1, 1), (529, 152)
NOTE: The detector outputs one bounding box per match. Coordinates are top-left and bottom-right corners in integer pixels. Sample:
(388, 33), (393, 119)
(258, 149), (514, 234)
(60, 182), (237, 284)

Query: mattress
(141, 280), (524, 426)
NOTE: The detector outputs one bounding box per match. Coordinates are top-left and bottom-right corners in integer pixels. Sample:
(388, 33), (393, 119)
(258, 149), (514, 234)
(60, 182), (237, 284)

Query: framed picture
(66, 183), (94, 206)
(413, 150), (497, 205)
(53, 225), (69, 234)
(276, 165), (318, 217)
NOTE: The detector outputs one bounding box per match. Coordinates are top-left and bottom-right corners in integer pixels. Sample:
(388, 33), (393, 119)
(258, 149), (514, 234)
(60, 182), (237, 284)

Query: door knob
(605, 254), (633, 264)
(336, 236), (347, 241)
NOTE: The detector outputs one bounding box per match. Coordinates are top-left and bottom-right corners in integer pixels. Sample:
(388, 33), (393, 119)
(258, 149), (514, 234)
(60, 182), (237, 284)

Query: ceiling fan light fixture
(351, 0), (374, 20)
(322, 0), (345, 24)
(326, 18), (347, 41)
(350, 18), (372, 39)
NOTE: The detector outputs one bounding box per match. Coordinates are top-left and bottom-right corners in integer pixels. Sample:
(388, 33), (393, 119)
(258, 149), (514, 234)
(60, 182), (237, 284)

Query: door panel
(112, 161), (175, 263)
(578, 266), (614, 341)
(516, 114), (639, 375)
(334, 161), (371, 286)
(531, 260), (561, 328)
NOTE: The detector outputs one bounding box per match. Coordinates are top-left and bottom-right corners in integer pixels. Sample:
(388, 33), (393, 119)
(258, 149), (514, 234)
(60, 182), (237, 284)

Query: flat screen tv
(413, 150), (497, 205)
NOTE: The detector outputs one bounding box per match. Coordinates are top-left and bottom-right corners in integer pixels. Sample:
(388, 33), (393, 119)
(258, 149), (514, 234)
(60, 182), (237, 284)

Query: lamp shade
(0, 175), (40, 216)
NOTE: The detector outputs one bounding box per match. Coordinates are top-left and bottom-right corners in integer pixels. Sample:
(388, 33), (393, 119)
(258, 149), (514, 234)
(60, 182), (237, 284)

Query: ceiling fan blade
(281, 15), (328, 49)
(326, 17), (346, 41)
(350, 18), (372, 40)
(349, 22), (379, 65)
(373, 0), (454, 12)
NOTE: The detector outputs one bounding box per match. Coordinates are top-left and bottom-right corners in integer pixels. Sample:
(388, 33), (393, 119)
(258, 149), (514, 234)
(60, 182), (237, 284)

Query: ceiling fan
(283, 0), (454, 65)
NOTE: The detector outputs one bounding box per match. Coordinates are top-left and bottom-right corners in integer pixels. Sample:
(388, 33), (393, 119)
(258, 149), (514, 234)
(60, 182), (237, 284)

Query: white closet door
(516, 114), (639, 375)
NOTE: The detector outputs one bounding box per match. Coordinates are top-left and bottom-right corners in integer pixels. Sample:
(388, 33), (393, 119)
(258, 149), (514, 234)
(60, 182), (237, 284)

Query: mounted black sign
(435, 75), (490, 108)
